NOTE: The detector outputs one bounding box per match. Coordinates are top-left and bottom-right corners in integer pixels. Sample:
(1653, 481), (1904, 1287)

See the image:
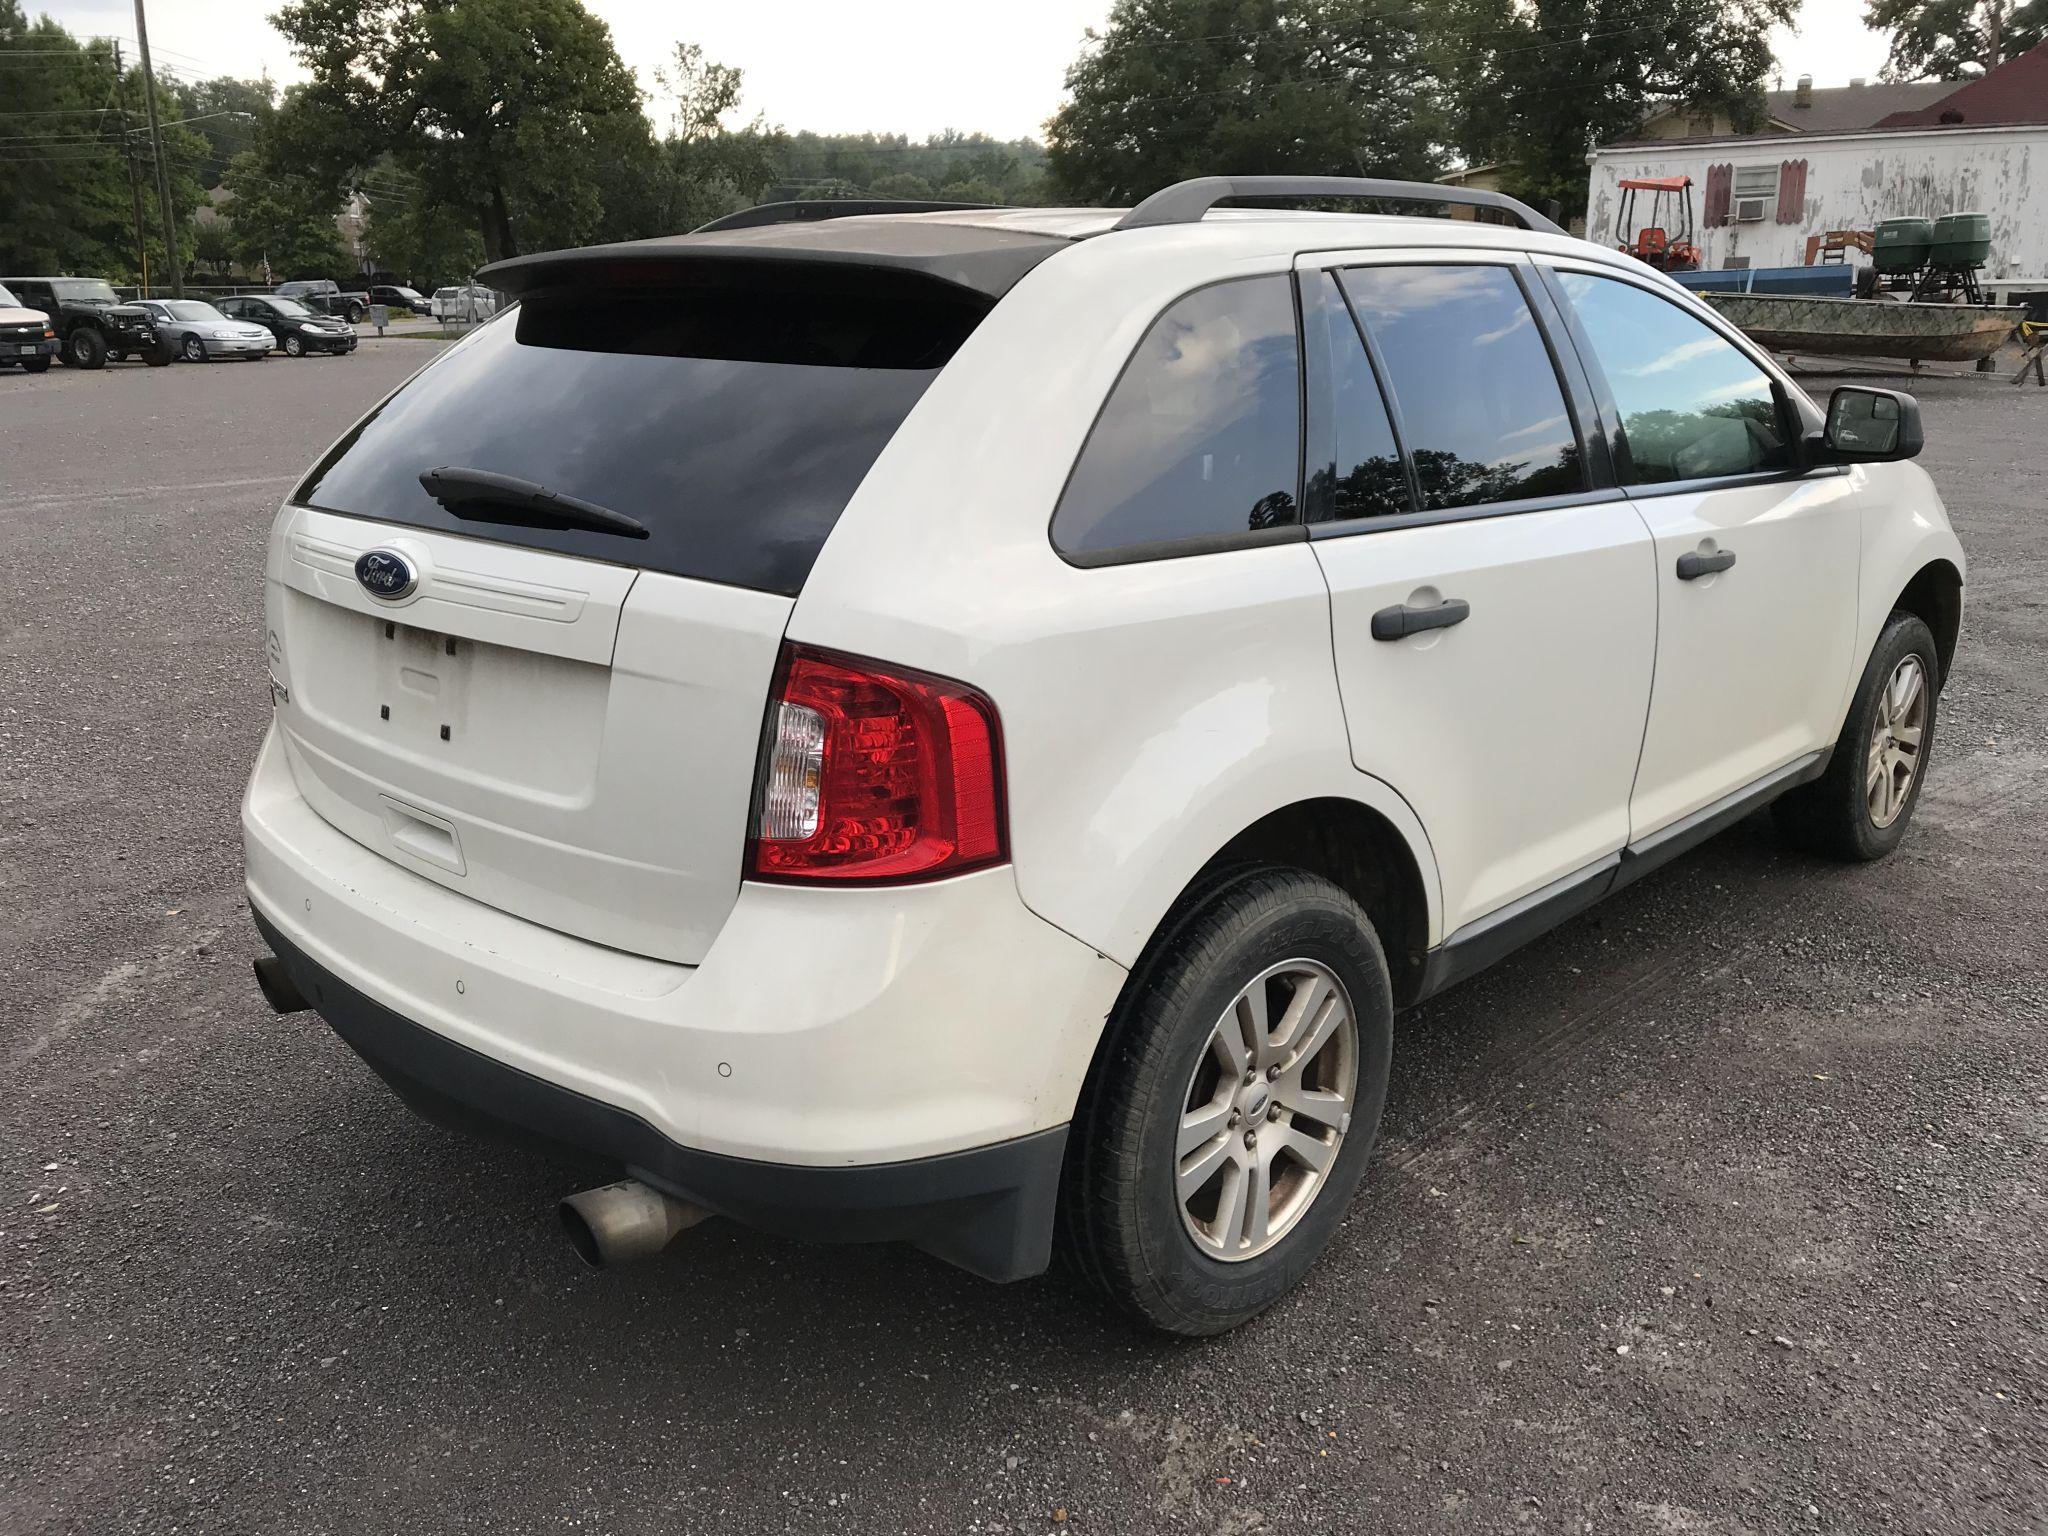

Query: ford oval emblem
(354, 548), (418, 602)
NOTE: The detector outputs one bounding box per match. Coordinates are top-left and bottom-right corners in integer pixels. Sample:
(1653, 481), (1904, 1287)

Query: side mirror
(1811, 385), (1923, 464)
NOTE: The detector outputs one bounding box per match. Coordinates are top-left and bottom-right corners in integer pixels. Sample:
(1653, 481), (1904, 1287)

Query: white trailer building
(1585, 44), (2048, 282)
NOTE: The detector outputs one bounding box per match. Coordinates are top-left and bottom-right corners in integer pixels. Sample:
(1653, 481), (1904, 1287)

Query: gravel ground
(1, 347), (2043, 1536)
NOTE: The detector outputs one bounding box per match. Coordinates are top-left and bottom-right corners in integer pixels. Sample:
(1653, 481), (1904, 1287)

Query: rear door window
(293, 269), (989, 596)
(1338, 264), (1584, 511)
(1051, 275), (1301, 560)
(1551, 270), (1791, 483)
(1302, 270), (1410, 522)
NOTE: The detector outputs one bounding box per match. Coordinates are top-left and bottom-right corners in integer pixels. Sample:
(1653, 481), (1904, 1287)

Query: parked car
(430, 284), (498, 322)
(243, 178), (1965, 1335)
(274, 278), (368, 323)
(367, 284), (432, 316)
(133, 298), (274, 362)
(1, 275), (168, 368)
(0, 281), (59, 373)
(218, 293), (358, 357)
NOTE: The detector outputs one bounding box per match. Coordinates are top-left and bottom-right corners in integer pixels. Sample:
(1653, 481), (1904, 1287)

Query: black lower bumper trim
(252, 908), (1067, 1282)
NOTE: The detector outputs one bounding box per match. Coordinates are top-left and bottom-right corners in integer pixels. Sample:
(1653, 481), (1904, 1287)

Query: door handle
(1676, 549), (1737, 581)
(1371, 598), (1471, 641)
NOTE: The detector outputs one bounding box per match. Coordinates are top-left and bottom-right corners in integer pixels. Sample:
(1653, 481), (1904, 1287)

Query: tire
(67, 328), (107, 369)
(344, 300), (365, 323)
(1774, 611), (1940, 861)
(142, 341), (172, 367)
(182, 335), (207, 363)
(21, 356), (50, 374)
(283, 334), (305, 357)
(1061, 865), (1394, 1335)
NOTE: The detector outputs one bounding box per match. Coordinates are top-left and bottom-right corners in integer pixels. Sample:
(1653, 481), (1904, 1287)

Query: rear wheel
(1774, 611), (1940, 861)
(66, 328), (107, 369)
(1062, 866), (1393, 1335)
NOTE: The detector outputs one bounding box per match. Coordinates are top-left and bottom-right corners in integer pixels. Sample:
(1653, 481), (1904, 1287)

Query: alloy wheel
(183, 336), (205, 362)
(1176, 959), (1358, 1262)
(1867, 653), (1927, 829)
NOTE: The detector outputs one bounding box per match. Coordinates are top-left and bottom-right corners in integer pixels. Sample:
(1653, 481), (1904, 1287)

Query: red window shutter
(1704, 163), (1732, 227)
(1776, 159), (1807, 224)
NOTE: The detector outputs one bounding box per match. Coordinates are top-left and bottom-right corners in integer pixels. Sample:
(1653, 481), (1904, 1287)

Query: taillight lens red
(748, 644), (1006, 883)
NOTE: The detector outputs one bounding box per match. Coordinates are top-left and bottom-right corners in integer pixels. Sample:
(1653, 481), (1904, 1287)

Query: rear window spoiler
(480, 217), (1071, 303)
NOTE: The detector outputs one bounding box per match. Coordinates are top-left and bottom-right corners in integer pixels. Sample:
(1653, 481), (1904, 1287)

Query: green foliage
(271, 0), (648, 261)
(221, 149), (349, 279)
(1443, 0), (1790, 217)
(775, 132), (1046, 204)
(1045, 0), (1446, 205)
(0, 1), (211, 283)
(869, 172), (937, 200)
(169, 73), (277, 188)
(191, 219), (237, 276)
(1863, 0), (2045, 78)
(362, 174), (486, 285)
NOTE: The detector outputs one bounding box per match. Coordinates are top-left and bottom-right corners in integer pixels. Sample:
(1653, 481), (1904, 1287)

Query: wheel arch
(1893, 558), (1962, 687)
(1114, 794), (1439, 1013)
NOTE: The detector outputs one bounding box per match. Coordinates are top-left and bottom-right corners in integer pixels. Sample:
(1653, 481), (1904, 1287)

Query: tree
(270, 0), (649, 262)
(1863, 0), (2046, 78)
(1045, 0), (1445, 206)
(777, 131), (1046, 204)
(0, 2), (203, 280)
(172, 74), (277, 188)
(191, 218), (237, 277)
(222, 150), (348, 279)
(363, 178), (486, 285)
(870, 172), (937, 199)
(1444, 0), (1790, 218)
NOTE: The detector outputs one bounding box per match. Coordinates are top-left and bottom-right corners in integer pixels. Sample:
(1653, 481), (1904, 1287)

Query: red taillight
(747, 644), (1006, 883)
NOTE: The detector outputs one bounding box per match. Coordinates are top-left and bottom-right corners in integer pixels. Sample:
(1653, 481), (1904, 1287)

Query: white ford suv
(244, 177), (1964, 1334)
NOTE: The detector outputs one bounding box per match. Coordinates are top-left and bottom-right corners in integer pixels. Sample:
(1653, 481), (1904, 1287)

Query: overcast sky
(41, 0), (1895, 142)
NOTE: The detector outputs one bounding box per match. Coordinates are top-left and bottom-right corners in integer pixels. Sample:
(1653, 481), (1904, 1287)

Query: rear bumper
(240, 722), (1126, 1276)
(254, 909), (1068, 1281)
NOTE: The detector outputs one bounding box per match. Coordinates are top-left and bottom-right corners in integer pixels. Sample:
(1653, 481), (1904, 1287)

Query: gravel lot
(2, 346), (2043, 1535)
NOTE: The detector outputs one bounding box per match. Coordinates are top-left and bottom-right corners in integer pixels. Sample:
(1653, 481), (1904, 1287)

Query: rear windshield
(293, 268), (984, 595)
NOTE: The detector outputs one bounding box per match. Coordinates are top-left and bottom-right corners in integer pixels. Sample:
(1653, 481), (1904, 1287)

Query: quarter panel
(791, 233), (1445, 965)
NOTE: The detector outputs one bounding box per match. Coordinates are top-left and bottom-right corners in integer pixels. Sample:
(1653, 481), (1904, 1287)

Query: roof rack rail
(1112, 176), (1566, 237)
(692, 199), (1004, 234)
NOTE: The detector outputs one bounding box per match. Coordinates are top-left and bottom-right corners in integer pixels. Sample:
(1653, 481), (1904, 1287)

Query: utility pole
(131, 0), (183, 297)
(115, 42), (152, 296)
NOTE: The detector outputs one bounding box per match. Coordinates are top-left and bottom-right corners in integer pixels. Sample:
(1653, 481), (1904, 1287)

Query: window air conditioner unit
(1734, 196), (1768, 223)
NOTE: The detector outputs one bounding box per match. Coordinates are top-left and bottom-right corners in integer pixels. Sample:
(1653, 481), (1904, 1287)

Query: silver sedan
(133, 299), (274, 362)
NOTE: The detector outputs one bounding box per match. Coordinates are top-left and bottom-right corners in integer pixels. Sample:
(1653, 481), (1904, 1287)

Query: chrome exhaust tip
(558, 1179), (709, 1269)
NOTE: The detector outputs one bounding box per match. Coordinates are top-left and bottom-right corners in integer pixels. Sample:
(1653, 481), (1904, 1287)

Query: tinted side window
(1053, 276), (1300, 558)
(1554, 271), (1790, 484)
(1303, 271), (1410, 522)
(1339, 265), (1583, 511)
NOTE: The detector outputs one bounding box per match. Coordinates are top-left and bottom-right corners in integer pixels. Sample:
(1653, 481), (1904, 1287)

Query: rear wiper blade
(416, 467), (650, 539)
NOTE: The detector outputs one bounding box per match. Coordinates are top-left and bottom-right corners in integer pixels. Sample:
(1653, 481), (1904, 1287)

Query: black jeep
(2, 277), (170, 369)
